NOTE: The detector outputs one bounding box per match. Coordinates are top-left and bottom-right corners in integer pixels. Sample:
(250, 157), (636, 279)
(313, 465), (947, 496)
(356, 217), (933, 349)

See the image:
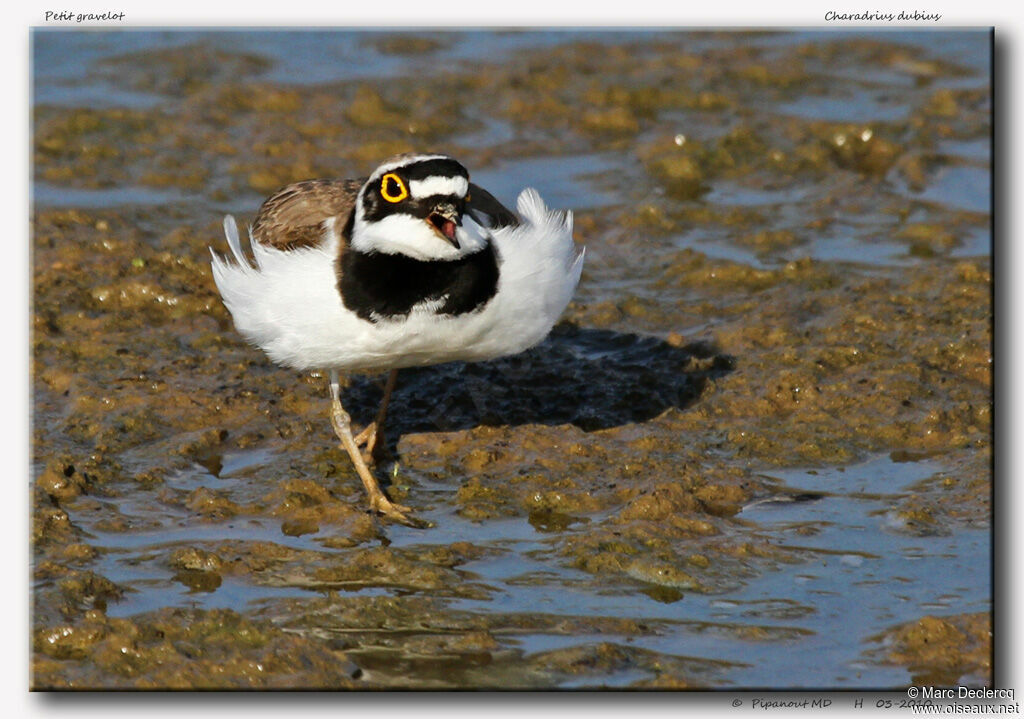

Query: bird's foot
(368, 493), (415, 525)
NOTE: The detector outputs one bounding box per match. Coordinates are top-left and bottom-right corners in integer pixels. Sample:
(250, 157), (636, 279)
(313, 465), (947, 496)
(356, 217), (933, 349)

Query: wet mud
(31, 30), (991, 689)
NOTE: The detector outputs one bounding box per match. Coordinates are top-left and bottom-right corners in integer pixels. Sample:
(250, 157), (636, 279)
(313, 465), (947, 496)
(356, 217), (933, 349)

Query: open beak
(426, 201), (461, 249)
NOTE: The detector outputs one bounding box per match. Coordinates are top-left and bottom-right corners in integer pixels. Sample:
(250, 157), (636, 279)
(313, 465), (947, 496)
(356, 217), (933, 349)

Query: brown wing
(468, 182), (519, 229)
(251, 178), (364, 250)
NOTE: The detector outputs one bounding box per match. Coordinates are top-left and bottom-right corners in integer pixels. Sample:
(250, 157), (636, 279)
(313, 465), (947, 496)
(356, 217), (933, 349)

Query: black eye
(380, 173), (408, 203)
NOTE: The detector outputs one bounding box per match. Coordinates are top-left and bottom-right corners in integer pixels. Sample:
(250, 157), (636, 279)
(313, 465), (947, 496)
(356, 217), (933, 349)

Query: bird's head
(350, 153), (489, 260)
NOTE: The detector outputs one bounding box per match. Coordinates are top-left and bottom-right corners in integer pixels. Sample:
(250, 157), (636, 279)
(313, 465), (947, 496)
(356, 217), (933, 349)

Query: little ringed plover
(211, 153), (584, 524)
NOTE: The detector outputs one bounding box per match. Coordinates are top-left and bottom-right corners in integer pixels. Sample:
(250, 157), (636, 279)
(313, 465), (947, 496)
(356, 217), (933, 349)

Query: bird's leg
(353, 368), (398, 465)
(329, 370), (412, 523)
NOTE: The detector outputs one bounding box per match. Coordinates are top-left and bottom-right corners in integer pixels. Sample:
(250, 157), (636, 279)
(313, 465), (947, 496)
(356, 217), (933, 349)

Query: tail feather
(218, 214), (267, 271)
(571, 245), (586, 274)
(223, 215), (245, 264)
(511, 188), (584, 278)
(516, 187), (550, 224)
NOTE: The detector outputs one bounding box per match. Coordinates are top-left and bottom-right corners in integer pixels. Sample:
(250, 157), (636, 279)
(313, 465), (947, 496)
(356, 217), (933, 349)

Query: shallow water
(71, 450), (989, 688)
(31, 29), (991, 689)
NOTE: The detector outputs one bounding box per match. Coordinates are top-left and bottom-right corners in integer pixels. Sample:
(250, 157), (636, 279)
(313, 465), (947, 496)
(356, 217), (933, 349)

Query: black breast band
(339, 242), (499, 322)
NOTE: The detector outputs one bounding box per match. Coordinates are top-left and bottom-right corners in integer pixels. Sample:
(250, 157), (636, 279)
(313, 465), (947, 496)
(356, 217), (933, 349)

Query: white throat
(350, 203), (490, 261)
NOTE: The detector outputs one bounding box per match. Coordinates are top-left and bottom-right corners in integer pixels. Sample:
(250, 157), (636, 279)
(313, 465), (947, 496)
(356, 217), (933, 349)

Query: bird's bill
(426, 200), (462, 248)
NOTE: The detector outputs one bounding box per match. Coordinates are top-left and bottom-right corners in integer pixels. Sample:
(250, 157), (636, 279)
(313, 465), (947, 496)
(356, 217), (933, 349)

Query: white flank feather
(209, 189), (584, 372)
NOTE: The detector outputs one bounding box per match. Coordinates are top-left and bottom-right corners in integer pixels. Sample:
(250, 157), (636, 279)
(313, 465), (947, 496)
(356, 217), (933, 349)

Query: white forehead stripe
(409, 176), (469, 199)
(372, 154), (449, 177)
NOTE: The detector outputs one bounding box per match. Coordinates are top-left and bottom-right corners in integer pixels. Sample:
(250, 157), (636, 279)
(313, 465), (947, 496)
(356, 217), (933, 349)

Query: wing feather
(468, 182), (519, 229)
(251, 178), (363, 250)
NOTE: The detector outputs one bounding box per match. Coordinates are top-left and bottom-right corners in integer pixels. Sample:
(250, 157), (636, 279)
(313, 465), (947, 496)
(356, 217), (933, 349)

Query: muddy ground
(31, 30), (991, 689)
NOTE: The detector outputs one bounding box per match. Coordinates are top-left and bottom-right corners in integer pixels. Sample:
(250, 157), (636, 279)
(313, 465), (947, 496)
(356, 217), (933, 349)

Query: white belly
(211, 189), (584, 372)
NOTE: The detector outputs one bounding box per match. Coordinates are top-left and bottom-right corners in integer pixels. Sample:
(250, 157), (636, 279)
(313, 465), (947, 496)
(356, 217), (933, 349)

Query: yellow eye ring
(380, 173), (408, 203)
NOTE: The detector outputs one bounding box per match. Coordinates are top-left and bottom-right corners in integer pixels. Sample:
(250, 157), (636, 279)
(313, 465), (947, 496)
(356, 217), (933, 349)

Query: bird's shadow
(343, 323), (735, 452)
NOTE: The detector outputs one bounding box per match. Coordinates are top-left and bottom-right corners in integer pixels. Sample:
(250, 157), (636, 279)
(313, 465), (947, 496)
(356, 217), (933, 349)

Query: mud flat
(32, 30), (991, 689)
